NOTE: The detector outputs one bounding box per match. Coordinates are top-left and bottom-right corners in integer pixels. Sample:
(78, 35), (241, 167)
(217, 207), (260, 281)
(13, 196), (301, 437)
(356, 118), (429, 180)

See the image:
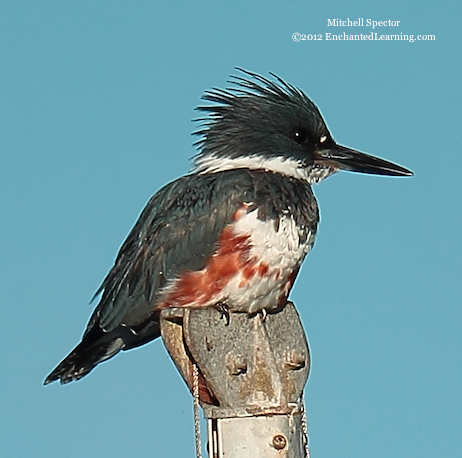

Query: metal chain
(301, 392), (310, 458)
(193, 362), (202, 458)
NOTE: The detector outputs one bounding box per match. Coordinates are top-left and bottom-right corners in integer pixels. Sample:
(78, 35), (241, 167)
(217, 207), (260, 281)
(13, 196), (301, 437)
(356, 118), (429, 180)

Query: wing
(90, 170), (259, 333)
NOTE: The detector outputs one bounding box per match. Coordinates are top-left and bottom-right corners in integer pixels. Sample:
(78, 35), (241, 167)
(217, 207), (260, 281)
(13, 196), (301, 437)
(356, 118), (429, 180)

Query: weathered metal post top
(160, 301), (310, 458)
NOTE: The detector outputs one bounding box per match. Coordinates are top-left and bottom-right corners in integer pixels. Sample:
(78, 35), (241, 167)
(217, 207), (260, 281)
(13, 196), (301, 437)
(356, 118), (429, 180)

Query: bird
(44, 69), (412, 385)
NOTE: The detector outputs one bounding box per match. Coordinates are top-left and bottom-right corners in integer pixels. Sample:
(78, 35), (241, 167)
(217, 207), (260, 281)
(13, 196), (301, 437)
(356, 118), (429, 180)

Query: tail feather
(44, 320), (161, 385)
(44, 333), (125, 385)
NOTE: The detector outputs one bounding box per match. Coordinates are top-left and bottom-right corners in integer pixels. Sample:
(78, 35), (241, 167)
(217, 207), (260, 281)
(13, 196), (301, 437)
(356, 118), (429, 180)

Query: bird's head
(193, 69), (412, 183)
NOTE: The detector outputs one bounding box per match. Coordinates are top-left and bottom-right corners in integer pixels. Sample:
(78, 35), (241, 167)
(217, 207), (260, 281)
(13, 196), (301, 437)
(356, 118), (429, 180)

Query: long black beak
(316, 144), (413, 177)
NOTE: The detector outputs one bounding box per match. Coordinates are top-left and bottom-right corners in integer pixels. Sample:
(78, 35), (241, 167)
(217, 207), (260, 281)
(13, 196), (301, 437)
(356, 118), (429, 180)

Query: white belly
(222, 210), (315, 313)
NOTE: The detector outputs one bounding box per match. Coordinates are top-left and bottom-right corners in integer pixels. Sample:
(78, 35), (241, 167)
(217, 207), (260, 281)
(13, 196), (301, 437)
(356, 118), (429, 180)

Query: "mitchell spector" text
(327, 18), (400, 29)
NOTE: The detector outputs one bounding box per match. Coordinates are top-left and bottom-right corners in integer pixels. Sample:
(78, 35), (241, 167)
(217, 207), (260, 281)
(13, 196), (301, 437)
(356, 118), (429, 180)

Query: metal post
(160, 301), (310, 458)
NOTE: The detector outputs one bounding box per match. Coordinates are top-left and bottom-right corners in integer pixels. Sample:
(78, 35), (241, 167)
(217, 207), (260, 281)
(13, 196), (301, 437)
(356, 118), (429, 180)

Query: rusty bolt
(272, 434), (287, 450)
(226, 355), (247, 376)
(285, 350), (305, 370)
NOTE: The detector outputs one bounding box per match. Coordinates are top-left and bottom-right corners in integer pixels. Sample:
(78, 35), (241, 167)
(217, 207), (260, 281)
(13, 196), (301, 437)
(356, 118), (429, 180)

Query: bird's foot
(260, 308), (267, 322)
(215, 302), (230, 326)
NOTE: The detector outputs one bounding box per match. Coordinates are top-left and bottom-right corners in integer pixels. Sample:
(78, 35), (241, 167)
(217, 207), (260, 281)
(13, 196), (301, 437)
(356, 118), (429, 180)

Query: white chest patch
(222, 209), (316, 313)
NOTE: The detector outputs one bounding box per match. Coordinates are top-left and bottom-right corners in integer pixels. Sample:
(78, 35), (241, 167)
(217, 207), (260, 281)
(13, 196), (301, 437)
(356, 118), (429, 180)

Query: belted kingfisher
(45, 69), (412, 385)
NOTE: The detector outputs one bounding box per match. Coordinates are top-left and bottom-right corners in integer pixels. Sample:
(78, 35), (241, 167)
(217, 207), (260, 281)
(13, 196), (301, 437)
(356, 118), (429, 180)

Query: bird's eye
(292, 129), (309, 144)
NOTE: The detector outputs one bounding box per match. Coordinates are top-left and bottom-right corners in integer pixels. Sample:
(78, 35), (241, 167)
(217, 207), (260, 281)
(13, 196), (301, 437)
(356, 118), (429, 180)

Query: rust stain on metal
(239, 351), (274, 401)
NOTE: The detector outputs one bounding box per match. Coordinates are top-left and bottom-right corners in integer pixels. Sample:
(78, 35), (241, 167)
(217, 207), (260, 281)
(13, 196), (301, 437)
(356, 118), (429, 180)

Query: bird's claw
(215, 302), (230, 326)
(260, 308), (267, 322)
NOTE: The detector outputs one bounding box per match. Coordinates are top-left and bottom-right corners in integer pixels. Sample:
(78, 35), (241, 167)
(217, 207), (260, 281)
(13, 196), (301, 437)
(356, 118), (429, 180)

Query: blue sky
(1, 1), (460, 457)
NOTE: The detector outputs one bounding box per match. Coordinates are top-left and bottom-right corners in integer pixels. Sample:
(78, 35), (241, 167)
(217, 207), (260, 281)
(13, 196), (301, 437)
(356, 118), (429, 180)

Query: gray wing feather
(88, 171), (254, 334)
